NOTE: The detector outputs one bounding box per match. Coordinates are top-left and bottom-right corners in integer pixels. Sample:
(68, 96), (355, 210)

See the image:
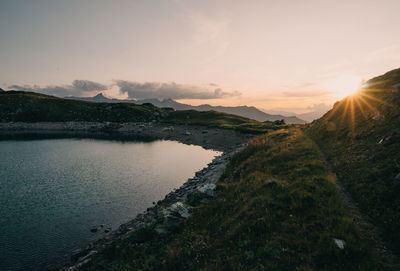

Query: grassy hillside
(0, 91), (162, 122)
(0, 91), (275, 133)
(80, 128), (379, 270)
(306, 68), (400, 254)
(162, 109), (277, 134)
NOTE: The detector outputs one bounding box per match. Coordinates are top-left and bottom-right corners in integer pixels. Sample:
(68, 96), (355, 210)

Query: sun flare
(324, 74), (363, 99)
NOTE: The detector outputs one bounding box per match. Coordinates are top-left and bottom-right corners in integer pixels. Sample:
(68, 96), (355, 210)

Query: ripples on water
(0, 138), (220, 270)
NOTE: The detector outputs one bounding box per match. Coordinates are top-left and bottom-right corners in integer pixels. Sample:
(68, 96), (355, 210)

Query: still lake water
(0, 138), (221, 271)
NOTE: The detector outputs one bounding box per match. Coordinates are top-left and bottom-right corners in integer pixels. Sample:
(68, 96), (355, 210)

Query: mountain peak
(94, 93), (105, 98)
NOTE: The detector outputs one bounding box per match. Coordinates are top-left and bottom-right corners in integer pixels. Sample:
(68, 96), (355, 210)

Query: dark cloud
(9, 80), (108, 97)
(115, 80), (241, 99)
(8, 80), (240, 100)
(72, 80), (107, 91)
(282, 90), (332, 97)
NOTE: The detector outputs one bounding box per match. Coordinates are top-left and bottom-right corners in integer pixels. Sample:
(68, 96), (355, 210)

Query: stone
(395, 173), (400, 181)
(372, 111), (381, 120)
(333, 238), (346, 249)
(90, 225), (103, 233)
(197, 183), (217, 197)
(169, 202), (191, 218)
(104, 227), (112, 233)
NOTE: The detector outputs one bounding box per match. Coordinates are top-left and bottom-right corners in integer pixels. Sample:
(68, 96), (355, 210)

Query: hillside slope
(0, 91), (276, 134)
(306, 68), (400, 255)
(79, 128), (379, 270)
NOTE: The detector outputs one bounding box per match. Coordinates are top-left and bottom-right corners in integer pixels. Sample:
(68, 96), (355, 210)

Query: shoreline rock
(0, 122), (251, 152)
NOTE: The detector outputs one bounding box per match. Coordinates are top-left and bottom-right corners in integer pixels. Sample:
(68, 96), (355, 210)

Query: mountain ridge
(65, 94), (307, 124)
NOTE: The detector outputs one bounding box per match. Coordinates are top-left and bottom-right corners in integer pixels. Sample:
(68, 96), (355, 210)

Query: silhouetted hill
(65, 94), (306, 124)
(307, 68), (400, 254)
(135, 99), (307, 124)
(0, 91), (276, 133)
(65, 93), (134, 103)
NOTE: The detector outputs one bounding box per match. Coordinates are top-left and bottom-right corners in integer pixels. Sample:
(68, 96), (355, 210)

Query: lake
(0, 138), (221, 271)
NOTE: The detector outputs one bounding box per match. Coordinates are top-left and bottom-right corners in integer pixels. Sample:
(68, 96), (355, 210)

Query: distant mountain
(297, 109), (331, 122)
(65, 94), (306, 124)
(0, 88), (4, 92)
(263, 106), (332, 122)
(135, 99), (306, 124)
(0, 90), (276, 134)
(65, 93), (135, 103)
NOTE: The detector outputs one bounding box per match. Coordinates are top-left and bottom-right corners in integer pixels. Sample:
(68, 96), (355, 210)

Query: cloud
(72, 80), (107, 91)
(9, 79), (241, 100)
(282, 90), (332, 97)
(9, 79), (109, 97)
(293, 82), (316, 88)
(115, 80), (241, 100)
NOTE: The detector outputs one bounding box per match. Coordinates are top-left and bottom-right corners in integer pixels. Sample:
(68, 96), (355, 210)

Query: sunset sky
(1, 0), (400, 113)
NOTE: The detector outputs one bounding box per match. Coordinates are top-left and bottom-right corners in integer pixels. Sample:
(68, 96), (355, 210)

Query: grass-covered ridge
(306, 68), (400, 255)
(0, 91), (276, 133)
(80, 128), (378, 270)
(162, 109), (276, 134)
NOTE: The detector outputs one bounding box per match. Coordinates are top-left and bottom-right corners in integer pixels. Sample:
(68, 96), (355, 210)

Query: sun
(323, 74), (363, 99)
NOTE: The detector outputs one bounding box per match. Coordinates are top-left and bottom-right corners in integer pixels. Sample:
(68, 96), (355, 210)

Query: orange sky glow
(1, 0), (400, 114)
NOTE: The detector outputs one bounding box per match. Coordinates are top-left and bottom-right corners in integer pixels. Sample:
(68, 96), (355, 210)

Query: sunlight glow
(324, 74), (363, 99)
(326, 86), (392, 136)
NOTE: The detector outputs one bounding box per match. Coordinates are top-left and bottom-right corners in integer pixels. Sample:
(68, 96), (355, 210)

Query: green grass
(81, 128), (378, 270)
(306, 70), (400, 254)
(162, 110), (277, 134)
(0, 91), (161, 122)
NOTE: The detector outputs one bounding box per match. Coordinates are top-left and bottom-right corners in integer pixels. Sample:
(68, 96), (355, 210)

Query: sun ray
(359, 89), (394, 108)
(357, 94), (376, 112)
(353, 95), (369, 120)
(340, 97), (351, 124)
(349, 96), (356, 135)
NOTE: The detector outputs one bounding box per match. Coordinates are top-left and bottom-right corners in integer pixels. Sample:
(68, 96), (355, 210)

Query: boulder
(197, 183), (217, 197)
(372, 111), (381, 120)
(333, 238), (346, 249)
(90, 225), (103, 233)
(169, 202), (191, 218)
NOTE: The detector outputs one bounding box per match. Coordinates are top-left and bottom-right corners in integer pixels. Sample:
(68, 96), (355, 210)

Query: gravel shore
(0, 122), (251, 152)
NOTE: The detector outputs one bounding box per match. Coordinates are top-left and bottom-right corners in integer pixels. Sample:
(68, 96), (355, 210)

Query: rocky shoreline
(0, 122), (251, 152)
(60, 146), (245, 270)
(0, 122), (251, 270)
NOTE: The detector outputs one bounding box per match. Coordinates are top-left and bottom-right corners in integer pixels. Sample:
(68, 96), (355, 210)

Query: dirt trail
(309, 137), (399, 270)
